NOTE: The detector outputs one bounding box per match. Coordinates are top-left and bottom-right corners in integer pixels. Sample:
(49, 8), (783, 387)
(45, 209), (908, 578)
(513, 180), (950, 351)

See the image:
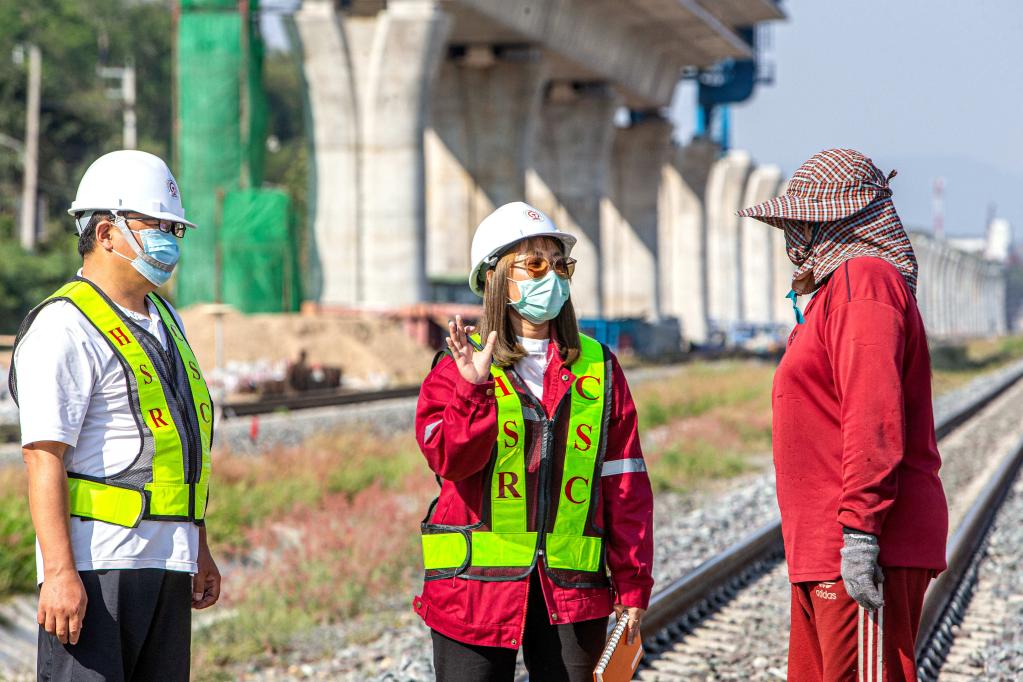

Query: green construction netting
(180, 0), (243, 10)
(175, 1), (276, 307)
(175, 9), (241, 305)
(220, 189), (300, 313)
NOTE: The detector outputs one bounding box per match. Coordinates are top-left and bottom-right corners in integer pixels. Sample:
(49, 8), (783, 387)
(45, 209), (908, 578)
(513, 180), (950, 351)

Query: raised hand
(446, 315), (497, 385)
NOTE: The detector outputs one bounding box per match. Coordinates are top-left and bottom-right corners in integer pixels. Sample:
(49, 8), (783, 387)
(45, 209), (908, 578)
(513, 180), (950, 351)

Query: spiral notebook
(593, 613), (644, 682)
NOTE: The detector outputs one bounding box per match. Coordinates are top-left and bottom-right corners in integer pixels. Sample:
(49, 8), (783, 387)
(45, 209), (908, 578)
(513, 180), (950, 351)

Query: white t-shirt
(515, 336), (550, 400)
(14, 288), (199, 584)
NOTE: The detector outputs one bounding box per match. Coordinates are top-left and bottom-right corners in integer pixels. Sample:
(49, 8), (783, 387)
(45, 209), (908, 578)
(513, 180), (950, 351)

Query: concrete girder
(604, 114), (674, 320)
(697, 0), (786, 28)
(449, 0), (751, 106)
(659, 138), (718, 344)
(705, 150), (752, 328)
(295, 0), (451, 307)
(739, 164), (782, 324)
(425, 46), (547, 281)
(527, 82), (620, 317)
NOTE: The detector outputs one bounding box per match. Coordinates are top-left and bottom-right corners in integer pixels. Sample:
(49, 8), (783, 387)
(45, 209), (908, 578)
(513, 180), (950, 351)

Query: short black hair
(77, 212), (113, 257)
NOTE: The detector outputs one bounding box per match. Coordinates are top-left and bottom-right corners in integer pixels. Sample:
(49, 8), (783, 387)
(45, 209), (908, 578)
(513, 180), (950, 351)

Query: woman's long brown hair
(478, 237), (581, 368)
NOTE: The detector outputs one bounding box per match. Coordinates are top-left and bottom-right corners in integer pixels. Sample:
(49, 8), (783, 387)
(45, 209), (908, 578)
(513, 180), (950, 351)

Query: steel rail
(914, 431), (1023, 680)
(638, 362), (1023, 648)
(516, 361), (1023, 682)
(215, 350), (790, 419)
(220, 385), (420, 417)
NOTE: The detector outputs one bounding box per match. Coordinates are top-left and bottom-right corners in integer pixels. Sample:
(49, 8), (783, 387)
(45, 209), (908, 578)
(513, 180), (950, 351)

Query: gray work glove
(840, 530), (885, 610)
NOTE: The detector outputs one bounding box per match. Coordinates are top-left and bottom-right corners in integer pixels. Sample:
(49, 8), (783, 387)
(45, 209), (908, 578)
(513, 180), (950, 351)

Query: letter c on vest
(565, 476), (589, 504)
(575, 375), (601, 401)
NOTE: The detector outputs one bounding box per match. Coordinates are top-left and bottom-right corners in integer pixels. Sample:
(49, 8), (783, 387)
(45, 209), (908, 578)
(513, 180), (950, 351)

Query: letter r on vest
(497, 472), (521, 499)
(148, 408), (169, 428)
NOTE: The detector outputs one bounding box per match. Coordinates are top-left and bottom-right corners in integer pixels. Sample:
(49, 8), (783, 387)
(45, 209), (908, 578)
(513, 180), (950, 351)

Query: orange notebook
(593, 613), (644, 682)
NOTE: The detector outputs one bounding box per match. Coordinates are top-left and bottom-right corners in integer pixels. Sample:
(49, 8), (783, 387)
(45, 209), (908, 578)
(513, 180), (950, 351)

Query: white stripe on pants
(858, 600), (885, 681)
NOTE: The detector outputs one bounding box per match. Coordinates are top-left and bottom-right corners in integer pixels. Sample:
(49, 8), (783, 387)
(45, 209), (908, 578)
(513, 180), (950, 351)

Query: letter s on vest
(573, 423), (593, 452)
(502, 420), (519, 448)
(188, 360), (202, 381)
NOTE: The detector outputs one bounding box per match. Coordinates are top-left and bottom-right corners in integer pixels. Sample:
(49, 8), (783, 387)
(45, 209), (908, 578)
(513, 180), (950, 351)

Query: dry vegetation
(2, 337), (1023, 677)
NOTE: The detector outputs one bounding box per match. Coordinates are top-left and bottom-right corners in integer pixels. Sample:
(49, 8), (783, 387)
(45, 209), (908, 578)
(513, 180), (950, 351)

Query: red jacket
(773, 257), (948, 583)
(412, 342), (654, 648)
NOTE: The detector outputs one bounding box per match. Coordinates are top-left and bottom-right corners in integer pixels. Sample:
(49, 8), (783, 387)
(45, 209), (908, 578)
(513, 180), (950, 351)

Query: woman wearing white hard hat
(413, 202), (654, 681)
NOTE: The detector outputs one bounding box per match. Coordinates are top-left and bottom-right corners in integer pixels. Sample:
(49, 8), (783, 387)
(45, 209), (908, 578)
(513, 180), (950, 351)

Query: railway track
(622, 362), (1023, 681)
(220, 385), (421, 418)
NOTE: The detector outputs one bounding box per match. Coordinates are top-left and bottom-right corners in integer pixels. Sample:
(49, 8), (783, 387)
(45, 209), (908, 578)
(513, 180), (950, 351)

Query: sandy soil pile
(177, 306), (436, 388)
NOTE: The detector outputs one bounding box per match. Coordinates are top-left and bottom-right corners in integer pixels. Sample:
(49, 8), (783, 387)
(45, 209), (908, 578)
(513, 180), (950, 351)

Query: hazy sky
(672, 0), (1023, 238)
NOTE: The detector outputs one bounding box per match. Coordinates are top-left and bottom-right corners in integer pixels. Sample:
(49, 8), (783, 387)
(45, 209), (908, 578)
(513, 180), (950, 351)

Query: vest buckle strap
(68, 478), (146, 528)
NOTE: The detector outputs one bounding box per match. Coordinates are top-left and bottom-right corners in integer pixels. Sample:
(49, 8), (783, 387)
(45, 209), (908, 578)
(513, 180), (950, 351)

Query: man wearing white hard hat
(413, 202), (654, 681)
(9, 150), (220, 681)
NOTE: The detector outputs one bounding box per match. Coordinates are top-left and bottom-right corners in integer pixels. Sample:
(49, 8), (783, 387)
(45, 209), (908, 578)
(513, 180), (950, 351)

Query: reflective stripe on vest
(12, 280), (212, 527)
(422, 333), (607, 574)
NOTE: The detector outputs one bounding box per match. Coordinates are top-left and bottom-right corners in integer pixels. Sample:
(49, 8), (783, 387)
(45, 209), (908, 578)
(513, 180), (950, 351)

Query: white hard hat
(469, 202), (577, 296)
(68, 150), (196, 232)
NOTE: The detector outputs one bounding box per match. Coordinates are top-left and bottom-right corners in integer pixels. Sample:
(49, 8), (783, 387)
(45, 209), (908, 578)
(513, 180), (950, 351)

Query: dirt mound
(177, 307), (436, 388)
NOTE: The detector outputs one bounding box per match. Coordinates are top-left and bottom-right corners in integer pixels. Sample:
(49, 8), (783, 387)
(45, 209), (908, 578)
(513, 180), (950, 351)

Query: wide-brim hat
(738, 148), (896, 227)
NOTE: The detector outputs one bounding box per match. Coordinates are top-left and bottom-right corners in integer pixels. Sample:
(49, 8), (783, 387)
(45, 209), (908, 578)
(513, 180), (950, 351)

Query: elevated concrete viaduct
(292, 0), (1010, 343)
(295, 0), (782, 309)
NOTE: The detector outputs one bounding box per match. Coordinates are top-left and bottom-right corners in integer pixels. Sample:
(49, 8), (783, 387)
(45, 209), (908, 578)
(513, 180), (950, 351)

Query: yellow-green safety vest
(421, 332), (610, 579)
(10, 279), (213, 528)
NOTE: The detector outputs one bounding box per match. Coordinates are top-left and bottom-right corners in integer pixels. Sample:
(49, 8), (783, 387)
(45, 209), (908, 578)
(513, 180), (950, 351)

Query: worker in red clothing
(738, 149), (948, 682)
(413, 202), (654, 682)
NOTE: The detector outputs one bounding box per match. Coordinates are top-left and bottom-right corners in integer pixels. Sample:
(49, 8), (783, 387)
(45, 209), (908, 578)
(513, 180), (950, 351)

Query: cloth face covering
(111, 215), (180, 287)
(778, 198), (918, 296)
(508, 271), (570, 323)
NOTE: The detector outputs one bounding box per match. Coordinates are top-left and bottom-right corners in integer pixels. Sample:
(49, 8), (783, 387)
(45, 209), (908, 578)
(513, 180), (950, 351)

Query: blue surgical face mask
(507, 271), (570, 323)
(111, 215), (180, 287)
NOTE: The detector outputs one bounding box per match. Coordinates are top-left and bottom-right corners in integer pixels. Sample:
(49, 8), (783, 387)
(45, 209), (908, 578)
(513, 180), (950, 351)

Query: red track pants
(788, 568), (934, 682)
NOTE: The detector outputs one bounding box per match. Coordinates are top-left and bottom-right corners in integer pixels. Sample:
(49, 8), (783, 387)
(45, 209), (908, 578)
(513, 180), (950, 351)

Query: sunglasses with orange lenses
(512, 254), (577, 280)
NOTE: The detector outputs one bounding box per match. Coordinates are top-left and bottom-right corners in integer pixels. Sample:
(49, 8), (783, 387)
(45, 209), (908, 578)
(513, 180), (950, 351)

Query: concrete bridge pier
(739, 165), (782, 324)
(426, 45), (547, 281)
(913, 237), (934, 330)
(295, 0), (450, 307)
(604, 112), (673, 319)
(659, 139), (718, 344)
(527, 81), (619, 317)
(705, 150), (752, 330)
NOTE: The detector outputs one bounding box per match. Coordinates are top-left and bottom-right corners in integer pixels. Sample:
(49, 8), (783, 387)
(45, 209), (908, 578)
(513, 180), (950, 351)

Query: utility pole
(17, 44), (41, 251)
(98, 59), (137, 148)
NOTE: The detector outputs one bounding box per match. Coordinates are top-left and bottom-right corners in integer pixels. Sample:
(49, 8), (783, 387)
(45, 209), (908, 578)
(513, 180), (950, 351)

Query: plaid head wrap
(737, 148), (918, 296)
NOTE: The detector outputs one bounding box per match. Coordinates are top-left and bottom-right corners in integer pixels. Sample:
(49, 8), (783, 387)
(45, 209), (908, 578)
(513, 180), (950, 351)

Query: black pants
(37, 568), (192, 682)
(433, 572), (608, 682)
